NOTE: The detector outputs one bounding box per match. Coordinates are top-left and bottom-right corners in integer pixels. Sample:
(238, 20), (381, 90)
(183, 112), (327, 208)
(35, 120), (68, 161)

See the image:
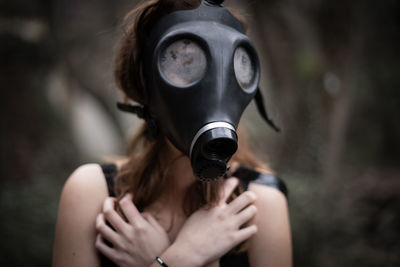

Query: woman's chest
(144, 204), (186, 242)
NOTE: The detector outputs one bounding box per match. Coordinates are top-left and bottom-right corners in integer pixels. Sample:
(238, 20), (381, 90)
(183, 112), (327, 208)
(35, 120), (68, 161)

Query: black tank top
(99, 164), (288, 267)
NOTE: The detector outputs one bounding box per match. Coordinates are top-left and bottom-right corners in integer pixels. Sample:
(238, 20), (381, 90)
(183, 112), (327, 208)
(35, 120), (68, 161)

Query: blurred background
(1, 0), (399, 266)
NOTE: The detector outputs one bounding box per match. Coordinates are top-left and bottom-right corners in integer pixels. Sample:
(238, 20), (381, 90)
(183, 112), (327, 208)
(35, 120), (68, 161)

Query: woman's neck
(159, 140), (197, 209)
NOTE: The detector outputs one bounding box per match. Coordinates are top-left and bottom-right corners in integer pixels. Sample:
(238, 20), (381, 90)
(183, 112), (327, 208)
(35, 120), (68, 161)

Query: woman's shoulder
(247, 165), (289, 230)
(58, 163), (111, 220)
(248, 182), (287, 210)
(53, 164), (110, 267)
(62, 163), (109, 201)
(246, 176), (292, 267)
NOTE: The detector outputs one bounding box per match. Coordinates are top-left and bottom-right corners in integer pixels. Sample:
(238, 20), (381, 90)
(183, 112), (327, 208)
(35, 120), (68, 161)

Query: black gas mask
(118, 0), (279, 181)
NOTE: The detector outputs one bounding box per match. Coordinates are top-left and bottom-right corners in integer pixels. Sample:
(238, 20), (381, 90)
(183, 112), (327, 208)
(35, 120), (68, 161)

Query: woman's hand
(170, 177), (258, 266)
(95, 194), (170, 267)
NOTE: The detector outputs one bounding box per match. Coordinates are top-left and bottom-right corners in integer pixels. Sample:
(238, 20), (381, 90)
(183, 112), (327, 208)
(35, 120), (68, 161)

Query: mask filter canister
(190, 123), (238, 181)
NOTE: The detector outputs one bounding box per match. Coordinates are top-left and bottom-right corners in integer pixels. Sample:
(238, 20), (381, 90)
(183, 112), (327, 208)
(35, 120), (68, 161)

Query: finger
(227, 191), (257, 214)
(96, 213), (121, 245)
(142, 212), (164, 232)
(232, 225), (258, 246)
(220, 177), (239, 204)
(119, 193), (146, 226)
(103, 197), (128, 232)
(235, 204), (257, 227)
(95, 234), (118, 263)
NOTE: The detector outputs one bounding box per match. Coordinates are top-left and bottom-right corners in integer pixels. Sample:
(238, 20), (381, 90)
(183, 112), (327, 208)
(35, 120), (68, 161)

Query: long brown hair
(113, 0), (269, 217)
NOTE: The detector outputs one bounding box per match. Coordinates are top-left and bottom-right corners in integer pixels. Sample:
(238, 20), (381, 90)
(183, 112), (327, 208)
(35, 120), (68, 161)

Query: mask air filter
(190, 123), (238, 181)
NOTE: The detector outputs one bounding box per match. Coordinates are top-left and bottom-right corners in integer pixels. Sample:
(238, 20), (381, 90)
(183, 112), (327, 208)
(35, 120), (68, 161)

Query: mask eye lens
(234, 46), (255, 90)
(160, 39), (207, 86)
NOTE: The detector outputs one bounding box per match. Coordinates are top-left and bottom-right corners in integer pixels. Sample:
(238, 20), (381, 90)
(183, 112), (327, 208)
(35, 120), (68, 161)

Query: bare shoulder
(248, 165), (288, 217)
(248, 182), (287, 212)
(59, 164), (109, 215)
(247, 183), (292, 267)
(63, 163), (108, 199)
(52, 163), (109, 267)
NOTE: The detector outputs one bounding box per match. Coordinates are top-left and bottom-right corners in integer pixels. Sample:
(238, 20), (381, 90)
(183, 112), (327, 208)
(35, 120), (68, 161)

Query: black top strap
(98, 163), (287, 267)
(232, 165), (288, 198)
(100, 163), (117, 197)
(99, 165), (119, 267)
(99, 163), (288, 199)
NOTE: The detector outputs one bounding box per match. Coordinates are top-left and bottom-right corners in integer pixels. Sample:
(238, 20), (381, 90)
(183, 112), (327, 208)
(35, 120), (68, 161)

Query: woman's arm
(52, 164), (108, 267)
(97, 177), (258, 267)
(147, 178), (258, 267)
(247, 184), (292, 267)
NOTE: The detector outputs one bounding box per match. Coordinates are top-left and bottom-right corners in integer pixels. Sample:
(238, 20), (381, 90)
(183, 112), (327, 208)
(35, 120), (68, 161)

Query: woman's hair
(113, 0), (268, 219)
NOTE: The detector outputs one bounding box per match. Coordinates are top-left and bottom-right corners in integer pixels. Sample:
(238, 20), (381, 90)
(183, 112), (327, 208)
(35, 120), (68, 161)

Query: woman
(52, 0), (292, 266)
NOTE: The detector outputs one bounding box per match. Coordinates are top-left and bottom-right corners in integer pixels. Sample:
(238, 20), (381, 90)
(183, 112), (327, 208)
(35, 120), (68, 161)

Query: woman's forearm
(149, 242), (203, 267)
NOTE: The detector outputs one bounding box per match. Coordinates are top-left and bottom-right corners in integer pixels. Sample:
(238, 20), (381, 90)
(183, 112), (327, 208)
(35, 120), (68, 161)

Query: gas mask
(118, 0), (279, 181)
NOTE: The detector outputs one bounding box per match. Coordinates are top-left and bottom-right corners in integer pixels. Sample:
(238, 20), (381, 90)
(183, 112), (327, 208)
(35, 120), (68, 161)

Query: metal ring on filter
(189, 122), (236, 158)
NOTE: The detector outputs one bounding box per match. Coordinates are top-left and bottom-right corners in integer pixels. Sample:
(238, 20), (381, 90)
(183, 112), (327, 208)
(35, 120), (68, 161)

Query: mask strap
(254, 89), (280, 132)
(116, 102), (159, 139)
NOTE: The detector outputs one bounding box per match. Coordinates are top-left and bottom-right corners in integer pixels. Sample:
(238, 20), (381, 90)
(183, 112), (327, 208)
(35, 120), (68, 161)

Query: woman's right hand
(172, 177), (258, 266)
(95, 194), (170, 267)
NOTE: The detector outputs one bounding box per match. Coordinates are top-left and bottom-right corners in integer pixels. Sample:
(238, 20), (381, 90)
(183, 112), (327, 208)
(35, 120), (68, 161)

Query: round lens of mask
(234, 46), (255, 90)
(160, 39), (207, 86)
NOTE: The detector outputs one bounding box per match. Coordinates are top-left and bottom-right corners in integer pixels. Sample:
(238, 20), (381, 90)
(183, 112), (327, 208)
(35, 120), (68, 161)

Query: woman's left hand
(95, 194), (171, 267)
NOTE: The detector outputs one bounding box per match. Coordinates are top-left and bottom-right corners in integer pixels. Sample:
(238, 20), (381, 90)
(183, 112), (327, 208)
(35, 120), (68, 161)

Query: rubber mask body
(144, 1), (260, 181)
